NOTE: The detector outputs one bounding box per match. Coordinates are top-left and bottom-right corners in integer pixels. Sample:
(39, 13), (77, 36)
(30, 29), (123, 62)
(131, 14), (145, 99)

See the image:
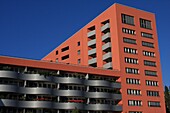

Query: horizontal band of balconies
(87, 30), (96, 37)
(88, 48), (96, 56)
(0, 82), (121, 95)
(102, 42), (112, 51)
(102, 32), (111, 42)
(0, 99), (122, 111)
(88, 39), (96, 47)
(103, 52), (112, 61)
(86, 92), (121, 99)
(103, 62), (112, 69)
(101, 23), (110, 32)
(88, 58), (97, 65)
(0, 71), (120, 88)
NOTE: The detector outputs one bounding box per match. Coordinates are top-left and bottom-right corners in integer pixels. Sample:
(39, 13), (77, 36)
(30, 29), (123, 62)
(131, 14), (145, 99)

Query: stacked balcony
(0, 64), (122, 113)
(101, 20), (112, 69)
(87, 26), (97, 67)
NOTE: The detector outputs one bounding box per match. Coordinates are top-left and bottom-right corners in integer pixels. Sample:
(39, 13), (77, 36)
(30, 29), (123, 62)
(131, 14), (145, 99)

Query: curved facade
(0, 63), (121, 113)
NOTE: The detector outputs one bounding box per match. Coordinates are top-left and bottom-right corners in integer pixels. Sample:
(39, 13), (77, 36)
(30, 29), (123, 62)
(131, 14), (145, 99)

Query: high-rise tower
(42, 3), (166, 113)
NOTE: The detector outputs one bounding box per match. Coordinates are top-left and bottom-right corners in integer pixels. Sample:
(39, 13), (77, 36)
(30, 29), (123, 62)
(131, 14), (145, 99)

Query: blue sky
(0, 0), (169, 86)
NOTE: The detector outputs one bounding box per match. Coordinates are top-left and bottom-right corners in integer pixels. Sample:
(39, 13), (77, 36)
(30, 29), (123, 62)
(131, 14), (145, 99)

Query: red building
(0, 3), (165, 113)
(43, 3), (166, 113)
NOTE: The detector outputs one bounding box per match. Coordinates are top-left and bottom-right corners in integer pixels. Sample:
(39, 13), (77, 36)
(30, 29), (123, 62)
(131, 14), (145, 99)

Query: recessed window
(126, 68), (139, 74)
(144, 60), (156, 67)
(142, 41), (154, 48)
(77, 50), (80, 55)
(127, 89), (141, 95)
(122, 28), (136, 35)
(125, 57), (138, 64)
(140, 18), (152, 29)
(56, 50), (58, 55)
(129, 111), (142, 113)
(143, 51), (155, 57)
(126, 78), (140, 85)
(146, 80), (158, 86)
(145, 70), (157, 76)
(124, 47), (137, 54)
(123, 37), (136, 44)
(61, 55), (69, 60)
(61, 46), (69, 52)
(78, 59), (81, 64)
(121, 14), (134, 25)
(77, 42), (80, 46)
(56, 58), (58, 62)
(147, 91), (159, 97)
(128, 100), (142, 106)
(141, 32), (153, 38)
(148, 101), (160, 107)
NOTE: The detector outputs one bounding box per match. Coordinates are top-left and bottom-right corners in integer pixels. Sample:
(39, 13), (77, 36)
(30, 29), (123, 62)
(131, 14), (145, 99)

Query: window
(124, 47), (137, 54)
(122, 28), (136, 35)
(77, 42), (80, 46)
(147, 91), (159, 97)
(143, 51), (155, 57)
(140, 18), (152, 29)
(141, 32), (153, 38)
(77, 50), (80, 55)
(56, 58), (58, 62)
(142, 41), (154, 48)
(125, 57), (138, 64)
(126, 78), (140, 85)
(144, 60), (156, 67)
(145, 70), (157, 76)
(128, 100), (142, 106)
(129, 111), (142, 113)
(121, 14), (134, 25)
(78, 59), (81, 64)
(126, 68), (139, 74)
(123, 37), (136, 44)
(148, 101), (160, 107)
(146, 80), (158, 86)
(61, 46), (69, 52)
(56, 50), (58, 55)
(61, 55), (69, 60)
(127, 89), (141, 95)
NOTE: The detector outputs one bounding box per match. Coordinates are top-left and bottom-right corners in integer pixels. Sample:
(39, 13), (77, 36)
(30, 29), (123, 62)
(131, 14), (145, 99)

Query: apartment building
(0, 56), (121, 113)
(42, 3), (166, 113)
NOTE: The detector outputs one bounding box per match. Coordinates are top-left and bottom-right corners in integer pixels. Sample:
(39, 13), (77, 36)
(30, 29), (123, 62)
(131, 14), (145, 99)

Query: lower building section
(0, 64), (122, 113)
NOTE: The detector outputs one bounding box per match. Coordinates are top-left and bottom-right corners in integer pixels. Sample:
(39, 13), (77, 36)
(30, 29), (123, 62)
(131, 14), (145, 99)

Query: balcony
(88, 39), (96, 47)
(88, 58), (97, 65)
(103, 62), (112, 69)
(101, 23), (110, 32)
(111, 94), (122, 100)
(102, 42), (111, 51)
(103, 52), (112, 61)
(88, 48), (96, 56)
(102, 32), (111, 42)
(111, 82), (121, 89)
(87, 30), (96, 37)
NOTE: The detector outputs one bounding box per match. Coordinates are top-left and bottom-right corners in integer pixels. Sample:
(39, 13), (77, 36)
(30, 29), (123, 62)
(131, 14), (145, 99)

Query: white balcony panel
(88, 48), (96, 56)
(88, 39), (96, 47)
(101, 23), (110, 31)
(103, 62), (112, 69)
(103, 52), (112, 60)
(102, 42), (111, 51)
(102, 32), (111, 41)
(87, 30), (96, 37)
(88, 58), (97, 65)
